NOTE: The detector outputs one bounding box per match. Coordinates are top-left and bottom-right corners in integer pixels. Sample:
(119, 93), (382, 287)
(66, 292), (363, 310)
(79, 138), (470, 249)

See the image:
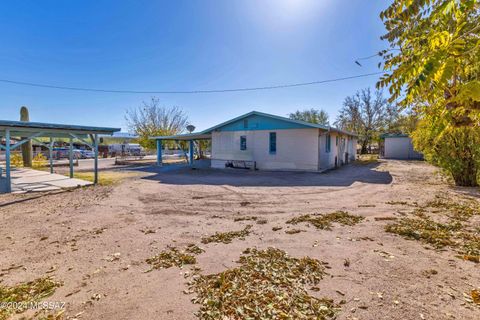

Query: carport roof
(150, 132), (212, 140)
(0, 120), (121, 138)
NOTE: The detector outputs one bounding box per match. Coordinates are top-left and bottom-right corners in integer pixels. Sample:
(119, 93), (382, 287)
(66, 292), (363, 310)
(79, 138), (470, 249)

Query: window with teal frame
(240, 136), (247, 150)
(269, 132), (276, 154)
(326, 134), (331, 153)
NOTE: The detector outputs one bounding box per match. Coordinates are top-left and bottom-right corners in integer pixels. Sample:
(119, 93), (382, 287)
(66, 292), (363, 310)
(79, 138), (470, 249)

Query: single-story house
(379, 134), (423, 160)
(151, 111), (357, 172)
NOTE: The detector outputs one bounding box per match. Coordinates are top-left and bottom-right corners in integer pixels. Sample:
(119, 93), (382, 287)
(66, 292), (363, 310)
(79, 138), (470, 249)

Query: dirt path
(0, 160), (479, 320)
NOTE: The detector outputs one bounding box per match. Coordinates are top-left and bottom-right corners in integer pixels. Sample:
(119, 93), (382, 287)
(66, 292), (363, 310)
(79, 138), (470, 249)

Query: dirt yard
(0, 160), (479, 320)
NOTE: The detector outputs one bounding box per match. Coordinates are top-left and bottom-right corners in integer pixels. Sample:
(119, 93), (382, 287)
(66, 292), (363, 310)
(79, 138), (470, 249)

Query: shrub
(412, 115), (480, 187)
(32, 153), (48, 168)
(10, 153), (23, 168)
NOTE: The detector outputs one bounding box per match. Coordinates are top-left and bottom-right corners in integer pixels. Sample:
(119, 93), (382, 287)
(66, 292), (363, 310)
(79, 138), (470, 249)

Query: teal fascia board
(214, 114), (315, 131)
(202, 111), (328, 133)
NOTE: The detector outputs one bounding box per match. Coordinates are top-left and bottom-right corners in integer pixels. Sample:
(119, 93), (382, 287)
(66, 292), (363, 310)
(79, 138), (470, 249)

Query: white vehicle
(108, 143), (145, 157)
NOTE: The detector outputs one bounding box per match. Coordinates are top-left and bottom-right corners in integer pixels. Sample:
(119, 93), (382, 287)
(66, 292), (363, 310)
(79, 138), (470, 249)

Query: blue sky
(0, 0), (389, 132)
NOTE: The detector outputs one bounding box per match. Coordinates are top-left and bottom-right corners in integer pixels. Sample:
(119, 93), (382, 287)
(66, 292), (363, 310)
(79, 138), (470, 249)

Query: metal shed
(379, 134), (423, 160)
(0, 120), (120, 193)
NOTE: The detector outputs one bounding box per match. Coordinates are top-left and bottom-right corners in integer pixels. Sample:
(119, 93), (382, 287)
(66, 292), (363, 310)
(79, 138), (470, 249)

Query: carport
(0, 120), (120, 193)
(150, 133), (211, 167)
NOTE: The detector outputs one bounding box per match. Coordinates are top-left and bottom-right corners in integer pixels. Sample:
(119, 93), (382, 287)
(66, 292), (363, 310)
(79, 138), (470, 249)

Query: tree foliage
(378, 0), (480, 127)
(335, 88), (398, 153)
(289, 108), (329, 125)
(125, 97), (189, 150)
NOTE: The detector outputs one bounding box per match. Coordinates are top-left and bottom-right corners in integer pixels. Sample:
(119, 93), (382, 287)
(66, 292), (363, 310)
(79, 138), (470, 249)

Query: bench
(225, 160), (256, 170)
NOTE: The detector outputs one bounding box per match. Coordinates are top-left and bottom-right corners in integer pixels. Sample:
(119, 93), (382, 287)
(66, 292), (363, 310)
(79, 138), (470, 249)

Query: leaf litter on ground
(0, 277), (62, 320)
(286, 211), (364, 231)
(189, 247), (339, 319)
(385, 194), (480, 263)
(146, 244), (204, 270)
(201, 225), (252, 244)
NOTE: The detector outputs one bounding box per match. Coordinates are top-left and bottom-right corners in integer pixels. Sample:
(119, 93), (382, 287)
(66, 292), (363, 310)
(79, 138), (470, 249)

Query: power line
(0, 72), (384, 94)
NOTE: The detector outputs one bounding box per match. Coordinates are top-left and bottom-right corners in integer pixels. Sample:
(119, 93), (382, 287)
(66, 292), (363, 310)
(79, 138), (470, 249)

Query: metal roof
(380, 133), (410, 139)
(150, 132), (212, 140)
(201, 110), (331, 132)
(150, 111), (357, 140)
(0, 120), (121, 137)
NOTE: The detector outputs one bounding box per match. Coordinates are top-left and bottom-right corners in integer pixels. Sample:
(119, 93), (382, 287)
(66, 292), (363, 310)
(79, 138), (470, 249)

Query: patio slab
(5, 168), (92, 193)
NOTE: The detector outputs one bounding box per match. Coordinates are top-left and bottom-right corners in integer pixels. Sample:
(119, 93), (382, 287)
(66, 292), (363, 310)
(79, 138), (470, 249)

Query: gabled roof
(202, 110), (329, 132)
(201, 111), (357, 137)
(150, 111), (357, 140)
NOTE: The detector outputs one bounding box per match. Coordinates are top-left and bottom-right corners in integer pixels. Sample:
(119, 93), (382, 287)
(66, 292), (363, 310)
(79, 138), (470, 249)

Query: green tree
(335, 88), (392, 154)
(125, 97), (189, 150)
(378, 0), (480, 186)
(378, 0), (480, 126)
(289, 108), (329, 126)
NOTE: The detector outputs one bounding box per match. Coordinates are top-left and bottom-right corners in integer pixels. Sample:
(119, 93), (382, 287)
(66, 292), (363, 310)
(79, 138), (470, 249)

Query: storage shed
(379, 134), (423, 160)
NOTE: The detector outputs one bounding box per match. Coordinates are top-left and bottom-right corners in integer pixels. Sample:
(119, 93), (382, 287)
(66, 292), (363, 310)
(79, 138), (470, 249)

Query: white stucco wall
(318, 132), (357, 170)
(211, 129), (320, 171)
(384, 137), (423, 159)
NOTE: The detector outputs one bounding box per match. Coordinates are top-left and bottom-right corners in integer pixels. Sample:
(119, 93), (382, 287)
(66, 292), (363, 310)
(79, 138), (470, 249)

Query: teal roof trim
(201, 111), (329, 133)
(150, 111), (357, 140)
(380, 133), (410, 139)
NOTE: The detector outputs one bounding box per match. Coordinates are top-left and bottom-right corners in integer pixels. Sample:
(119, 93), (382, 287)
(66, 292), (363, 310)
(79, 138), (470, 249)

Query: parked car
(108, 143), (145, 157)
(80, 150), (95, 158)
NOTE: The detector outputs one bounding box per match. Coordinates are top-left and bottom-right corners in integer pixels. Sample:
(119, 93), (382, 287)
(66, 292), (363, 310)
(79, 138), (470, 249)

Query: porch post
(49, 138), (54, 174)
(189, 140), (194, 167)
(94, 134), (99, 184)
(5, 129), (11, 193)
(69, 137), (74, 178)
(156, 139), (162, 166)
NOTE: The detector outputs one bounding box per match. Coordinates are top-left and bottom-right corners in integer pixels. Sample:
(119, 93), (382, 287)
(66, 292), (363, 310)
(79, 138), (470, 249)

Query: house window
(326, 134), (331, 153)
(243, 119), (248, 129)
(269, 132), (277, 154)
(240, 136), (247, 150)
(336, 136), (338, 146)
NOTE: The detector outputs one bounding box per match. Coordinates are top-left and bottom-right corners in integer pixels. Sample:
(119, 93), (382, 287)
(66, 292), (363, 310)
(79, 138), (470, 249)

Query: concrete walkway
(4, 168), (92, 193)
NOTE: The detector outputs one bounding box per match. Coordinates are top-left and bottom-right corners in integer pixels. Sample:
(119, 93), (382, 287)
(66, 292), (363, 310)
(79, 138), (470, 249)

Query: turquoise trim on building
(210, 113), (316, 132)
(149, 111), (358, 140)
(201, 110), (329, 133)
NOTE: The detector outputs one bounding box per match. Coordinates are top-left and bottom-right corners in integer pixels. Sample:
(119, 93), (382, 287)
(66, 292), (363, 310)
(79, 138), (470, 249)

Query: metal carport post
(189, 140), (194, 167)
(5, 129), (11, 193)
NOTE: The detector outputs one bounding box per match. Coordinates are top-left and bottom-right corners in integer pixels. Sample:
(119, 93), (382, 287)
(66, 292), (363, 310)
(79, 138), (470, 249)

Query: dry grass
(356, 154), (378, 165)
(72, 171), (137, 186)
(0, 277), (61, 320)
(201, 225), (252, 244)
(287, 211), (364, 231)
(189, 247), (338, 319)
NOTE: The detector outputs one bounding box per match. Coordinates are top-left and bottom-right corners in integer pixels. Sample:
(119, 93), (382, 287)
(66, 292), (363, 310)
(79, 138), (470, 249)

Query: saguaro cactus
(20, 106), (33, 167)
